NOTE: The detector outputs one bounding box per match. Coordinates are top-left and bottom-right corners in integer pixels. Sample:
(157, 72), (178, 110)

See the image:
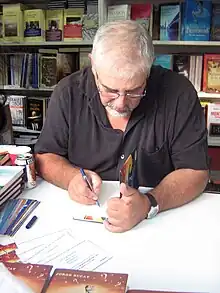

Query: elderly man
(35, 20), (209, 233)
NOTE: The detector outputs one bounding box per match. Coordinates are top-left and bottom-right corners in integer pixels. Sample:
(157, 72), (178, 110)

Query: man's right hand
(68, 169), (102, 205)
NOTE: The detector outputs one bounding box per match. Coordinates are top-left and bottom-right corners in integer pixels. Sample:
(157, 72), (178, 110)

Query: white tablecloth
(1, 179), (220, 293)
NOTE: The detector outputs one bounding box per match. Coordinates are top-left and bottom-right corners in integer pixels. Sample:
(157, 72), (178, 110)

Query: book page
(72, 181), (120, 223)
(16, 230), (112, 271)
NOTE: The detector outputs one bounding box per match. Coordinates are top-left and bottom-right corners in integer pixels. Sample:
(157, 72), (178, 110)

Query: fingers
(120, 183), (136, 203)
(67, 169), (103, 205)
(72, 194), (96, 205)
(89, 172), (102, 195)
(104, 220), (125, 233)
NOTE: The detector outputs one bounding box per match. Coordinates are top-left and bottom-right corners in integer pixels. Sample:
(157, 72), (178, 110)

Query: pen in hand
(80, 168), (100, 207)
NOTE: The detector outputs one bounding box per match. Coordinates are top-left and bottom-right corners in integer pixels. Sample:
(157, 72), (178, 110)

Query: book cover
(152, 4), (160, 40)
(40, 56), (57, 88)
(0, 13), (3, 40)
(131, 3), (152, 35)
(7, 95), (26, 126)
(211, 3), (220, 41)
(203, 54), (220, 93)
(3, 5), (24, 43)
(46, 268), (128, 293)
(182, 0), (212, 41)
(160, 4), (180, 41)
(46, 9), (64, 41)
(119, 149), (138, 189)
(24, 9), (45, 42)
(153, 55), (173, 70)
(207, 103), (220, 146)
(82, 12), (98, 41)
(64, 8), (84, 40)
(26, 98), (46, 131)
(57, 52), (79, 81)
(173, 55), (190, 78)
(4, 262), (53, 293)
(107, 5), (131, 22)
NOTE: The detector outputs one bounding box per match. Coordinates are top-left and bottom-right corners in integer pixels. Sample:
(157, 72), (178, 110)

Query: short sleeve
(34, 84), (69, 156)
(170, 85), (209, 170)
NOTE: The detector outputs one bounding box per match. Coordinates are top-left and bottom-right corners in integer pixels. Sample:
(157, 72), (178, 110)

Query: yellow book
(3, 4), (24, 43)
(24, 9), (45, 42)
(45, 9), (64, 41)
(0, 15), (3, 41)
(64, 8), (84, 41)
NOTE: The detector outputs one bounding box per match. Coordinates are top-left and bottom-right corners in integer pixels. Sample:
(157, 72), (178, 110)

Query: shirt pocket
(137, 141), (174, 187)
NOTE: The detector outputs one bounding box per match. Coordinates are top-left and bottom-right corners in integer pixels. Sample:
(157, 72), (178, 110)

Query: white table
(2, 179), (220, 293)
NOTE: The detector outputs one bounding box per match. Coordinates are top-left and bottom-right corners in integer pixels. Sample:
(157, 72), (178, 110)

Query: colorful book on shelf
(63, 8), (84, 41)
(160, 4), (180, 41)
(107, 4), (131, 22)
(131, 3), (152, 35)
(2, 4), (24, 43)
(45, 9), (64, 41)
(203, 54), (220, 93)
(181, 0), (212, 41)
(24, 9), (45, 42)
(153, 55), (173, 70)
(211, 3), (220, 41)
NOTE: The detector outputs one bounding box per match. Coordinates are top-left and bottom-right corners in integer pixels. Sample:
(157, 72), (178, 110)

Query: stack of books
(0, 166), (24, 207)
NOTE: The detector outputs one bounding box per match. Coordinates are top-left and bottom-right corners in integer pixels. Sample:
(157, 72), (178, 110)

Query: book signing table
(1, 178), (220, 293)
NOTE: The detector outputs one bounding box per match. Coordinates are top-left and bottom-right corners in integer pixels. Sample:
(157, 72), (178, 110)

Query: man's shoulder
(55, 66), (92, 93)
(150, 65), (196, 97)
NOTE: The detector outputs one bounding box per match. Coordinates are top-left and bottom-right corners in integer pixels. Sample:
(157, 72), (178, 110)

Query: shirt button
(120, 154), (125, 159)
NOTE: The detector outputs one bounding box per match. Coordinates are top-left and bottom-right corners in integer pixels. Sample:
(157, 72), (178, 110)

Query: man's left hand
(104, 183), (150, 233)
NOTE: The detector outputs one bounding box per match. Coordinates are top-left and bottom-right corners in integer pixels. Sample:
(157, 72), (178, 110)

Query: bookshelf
(13, 126), (41, 134)
(1, 0), (220, 150)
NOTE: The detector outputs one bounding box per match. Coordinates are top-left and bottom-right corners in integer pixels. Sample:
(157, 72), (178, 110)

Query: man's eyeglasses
(95, 71), (146, 100)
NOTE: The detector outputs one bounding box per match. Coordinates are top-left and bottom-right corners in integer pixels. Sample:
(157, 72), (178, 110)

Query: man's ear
(88, 53), (93, 66)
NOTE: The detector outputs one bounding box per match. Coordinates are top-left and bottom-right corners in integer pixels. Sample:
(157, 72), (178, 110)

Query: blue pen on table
(26, 215), (38, 229)
(80, 168), (100, 207)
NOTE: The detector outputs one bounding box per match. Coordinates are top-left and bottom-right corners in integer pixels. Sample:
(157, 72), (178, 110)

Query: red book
(45, 268), (128, 293)
(203, 54), (220, 93)
(4, 262), (53, 293)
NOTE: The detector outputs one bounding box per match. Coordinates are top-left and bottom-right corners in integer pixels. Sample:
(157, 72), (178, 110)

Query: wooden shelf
(0, 41), (93, 47)
(13, 126), (41, 134)
(1, 40), (220, 47)
(0, 88), (52, 97)
(153, 41), (220, 46)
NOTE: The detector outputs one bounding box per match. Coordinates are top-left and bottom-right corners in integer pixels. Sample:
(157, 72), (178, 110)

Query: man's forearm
(35, 153), (79, 190)
(149, 169), (209, 212)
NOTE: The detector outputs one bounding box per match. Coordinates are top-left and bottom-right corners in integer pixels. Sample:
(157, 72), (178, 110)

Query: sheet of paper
(72, 181), (120, 223)
(16, 230), (112, 271)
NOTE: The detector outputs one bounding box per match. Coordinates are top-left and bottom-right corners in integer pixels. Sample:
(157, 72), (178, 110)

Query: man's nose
(115, 93), (126, 107)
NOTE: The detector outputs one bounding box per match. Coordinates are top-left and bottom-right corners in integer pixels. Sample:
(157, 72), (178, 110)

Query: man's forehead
(97, 69), (146, 90)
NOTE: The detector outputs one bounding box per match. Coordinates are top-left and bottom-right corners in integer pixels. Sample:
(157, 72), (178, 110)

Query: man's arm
(35, 153), (79, 190)
(149, 168), (209, 212)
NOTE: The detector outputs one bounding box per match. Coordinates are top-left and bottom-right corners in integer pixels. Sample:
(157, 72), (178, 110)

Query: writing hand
(68, 169), (102, 205)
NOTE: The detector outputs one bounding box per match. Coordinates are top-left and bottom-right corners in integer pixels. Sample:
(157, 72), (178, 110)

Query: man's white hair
(91, 20), (154, 79)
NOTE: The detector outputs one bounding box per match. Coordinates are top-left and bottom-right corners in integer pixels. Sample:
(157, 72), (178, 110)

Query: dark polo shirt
(34, 65), (209, 187)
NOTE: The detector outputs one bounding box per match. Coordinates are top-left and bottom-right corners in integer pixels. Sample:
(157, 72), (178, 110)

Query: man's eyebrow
(101, 82), (145, 92)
